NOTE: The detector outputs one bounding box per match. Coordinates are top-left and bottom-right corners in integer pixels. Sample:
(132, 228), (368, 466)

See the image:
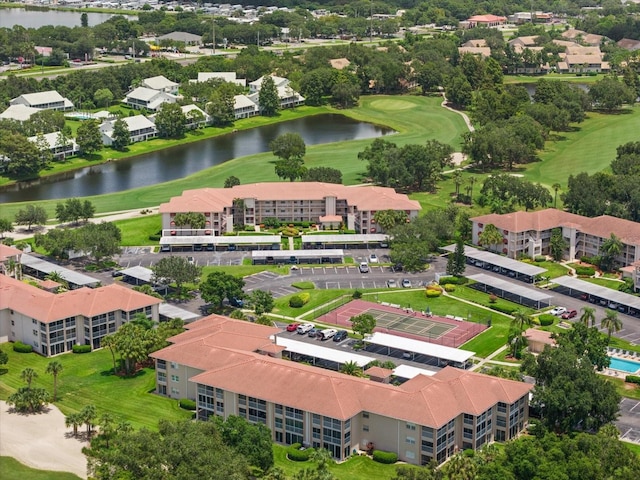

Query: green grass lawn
(0, 345), (191, 430)
(113, 214), (161, 246)
(581, 277), (625, 290)
(526, 260), (570, 279)
(273, 289), (352, 319)
(623, 442), (640, 456)
(0, 95), (469, 220)
(447, 285), (535, 315)
(503, 73), (607, 84)
(605, 376), (640, 401)
(0, 457), (81, 480)
(272, 445), (410, 480)
(201, 264), (291, 278)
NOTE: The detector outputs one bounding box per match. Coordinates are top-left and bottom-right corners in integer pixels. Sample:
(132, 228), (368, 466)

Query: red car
(561, 309), (577, 319)
(286, 323), (300, 332)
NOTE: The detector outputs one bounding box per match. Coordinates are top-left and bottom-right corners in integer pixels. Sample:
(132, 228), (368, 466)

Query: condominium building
(9, 90), (74, 111)
(471, 208), (640, 266)
(151, 316), (532, 466)
(0, 274), (161, 356)
(159, 182), (421, 236)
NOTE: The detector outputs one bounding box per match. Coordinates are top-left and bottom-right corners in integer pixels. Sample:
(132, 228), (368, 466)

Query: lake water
(0, 8), (133, 29)
(0, 114), (393, 203)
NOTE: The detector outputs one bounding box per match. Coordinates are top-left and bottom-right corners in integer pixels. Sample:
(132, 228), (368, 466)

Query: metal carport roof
(160, 235), (280, 245)
(393, 364), (437, 379)
(553, 275), (640, 310)
(119, 265), (154, 283)
(159, 303), (201, 322)
(442, 245), (546, 277)
(467, 273), (553, 307)
(252, 249), (344, 260)
(275, 337), (376, 367)
(301, 234), (388, 244)
(21, 254), (100, 288)
(364, 332), (474, 364)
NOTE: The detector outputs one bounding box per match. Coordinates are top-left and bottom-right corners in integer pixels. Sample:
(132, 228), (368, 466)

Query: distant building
(0, 104), (41, 122)
(156, 31), (203, 45)
(28, 131), (79, 159)
(10, 90), (74, 111)
(556, 44), (609, 73)
(100, 115), (157, 146)
(123, 87), (179, 111)
(466, 14), (507, 28)
(329, 58), (351, 70)
(232, 94), (259, 119)
(617, 38), (640, 52)
(141, 75), (180, 95)
(458, 46), (491, 58)
(561, 28), (608, 47)
(191, 72), (246, 87)
(247, 74), (305, 110)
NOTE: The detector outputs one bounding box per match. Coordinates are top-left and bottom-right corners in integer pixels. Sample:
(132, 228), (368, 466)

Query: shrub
(13, 341), (33, 353)
(289, 293), (310, 308)
(437, 276), (459, 285)
(426, 289), (442, 298)
(490, 305), (517, 315)
(575, 266), (595, 276)
(488, 294), (498, 303)
(287, 443), (313, 462)
(352, 289), (363, 299)
(244, 225), (255, 232)
(299, 292), (310, 304)
(179, 398), (197, 410)
(72, 344), (91, 354)
(372, 450), (398, 464)
(538, 314), (555, 327)
(625, 375), (640, 385)
(148, 234), (161, 241)
(443, 284), (456, 292)
(534, 256), (546, 263)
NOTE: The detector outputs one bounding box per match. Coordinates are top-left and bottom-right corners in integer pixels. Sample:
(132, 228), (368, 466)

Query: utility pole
(212, 15), (216, 55)
(257, 30), (260, 47)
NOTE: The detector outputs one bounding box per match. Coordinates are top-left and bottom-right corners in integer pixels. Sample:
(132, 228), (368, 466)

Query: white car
(296, 323), (314, 334)
(359, 262), (369, 273)
(549, 307), (567, 316)
(402, 278), (412, 288)
(319, 328), (337, 340)
(369, 254), (379, 263)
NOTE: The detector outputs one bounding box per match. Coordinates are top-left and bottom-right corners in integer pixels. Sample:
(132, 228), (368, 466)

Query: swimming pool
(609, 356), (640, 374)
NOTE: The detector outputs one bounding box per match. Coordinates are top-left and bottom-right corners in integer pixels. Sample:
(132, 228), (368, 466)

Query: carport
(20, 254), (100, 289)
(276, 337), (375, 371)
(363, 332), (474, 369)
(301, 234), (389, 249)
(392, 364), (437, 380)
(251, 249), (344, 265)
(158, 304), (201, 323)
(552, 275), (640, 315)
(467, 273), (553, 309)
(159, 235), (281, 252)
(118, 265), (153, 285)
(442, 245), (546, 283)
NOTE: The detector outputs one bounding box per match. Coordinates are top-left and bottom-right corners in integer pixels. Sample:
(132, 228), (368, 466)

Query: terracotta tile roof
(472, 209), (640, 245)
(0, 275), (161, 323)
(160, 183), (421, 214)
(458, 47), (491, 58)
(364, 366), (393, 378)
(0, 244), (22, 262)
(524, 328), (555, 345)
(468, 14), (506, 22)
(161, 317), (532, 427)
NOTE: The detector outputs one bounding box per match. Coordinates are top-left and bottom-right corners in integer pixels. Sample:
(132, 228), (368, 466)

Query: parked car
(319, 328), (337, 340)
(193, 244), (203, 251)
(608, 302), (619, 310)
(369, 254), (379, 263)
(297, 323), (314, 334)
(229, 297), (244, 308)
(561, 309), (577, 319)
(359, 262), (369, 273)
(205, 244), (214, 251)
(286, 323), (300, 332)
(549, 306), (567, 316)
(333, 330), (348, 342)
(387, 279), (398, 288)
(307, 327), (320, 338)
(402, 278), (412, 288)
(160, 244), (171, 252)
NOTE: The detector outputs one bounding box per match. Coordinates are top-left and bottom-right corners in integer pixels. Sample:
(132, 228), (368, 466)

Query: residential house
(159, 182), (421, 236)
(233, 94), (259, 119)
(247, 79), (305, 110)
(0, 245), (22, 278)
(191, 72), (246, 87)
(465, 14), (507, 28)
(180, 104), (210, 129)
(617, 38), (640, 52)
(462, 39), (487, 48)
(523, 328), (555, 353)
(556, 45), (609, 73)
(329, 58), (351, 70)
(561, 28), (607, 47)
(471, 208), (640, 266)
(123, 87), (178, 111)
(248, 74), (290, 94)
(0, 274), (161, 355)
(28, 131), (79, 159)
(10, 90), (74, 111)
(458, 46), (491, 58)
(0, 104), (41, 122)
(100, 115), (157, 146)
(141, 75), (180, 95)
(151, 315), (532, 465)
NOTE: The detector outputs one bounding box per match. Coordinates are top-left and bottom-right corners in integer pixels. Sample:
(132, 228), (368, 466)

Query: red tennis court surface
(317, 299), (487, 348)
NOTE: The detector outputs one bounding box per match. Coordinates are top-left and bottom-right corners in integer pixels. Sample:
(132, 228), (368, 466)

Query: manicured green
(605, 376), (640, 401)
(273, 290), (352, 318)
(528, 261), (570, 279)
(0, 457), (81, 480)
(623, 442), (640, 456)
(291, 281), (315, 290)
(0, 96), (468, 220)
(581, 277), (625, 290)
(201, 264), (290, 278)
(0, 344), (191, 430)
(447, 286), (535, 315)
(504, 73), (608, 84)
(113, 214), (161, 246)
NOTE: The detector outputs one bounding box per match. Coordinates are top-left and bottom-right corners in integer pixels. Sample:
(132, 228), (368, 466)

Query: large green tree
(55, 198), (95, 224)
(258, 75), (279, 116)
(152, 255), (202, 293)
(76, 119), (103, 154)
(249, 289), (274, 315)
(15, 204), (47, 231)
(215, 415), (274, 472)
(111, 118), (130, 151)
(200, 271), (246, 311)
(155, 102), (187, 138)
(207, 88), (236, 126)
(478, 223), (503, 253)
(78, 222), (121, 263)
(350, 313), (376, 338)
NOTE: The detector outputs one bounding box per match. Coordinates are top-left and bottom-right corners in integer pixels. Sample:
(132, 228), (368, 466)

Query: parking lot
(244, 271), (298, 298)
(616, 397), (640, 444)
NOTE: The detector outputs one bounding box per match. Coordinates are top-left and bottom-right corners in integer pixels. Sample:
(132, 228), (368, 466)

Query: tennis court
(318, 300), (486, 348)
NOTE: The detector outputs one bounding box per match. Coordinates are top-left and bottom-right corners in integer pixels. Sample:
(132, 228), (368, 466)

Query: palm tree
(99, 412), (116, 448)
(65, 413), (83, 438)
(579, 306), (596, 327)
(45, 271), (68, 289)
(101, 334), (118, 374)
(600, 233), (623, 272)
(81, 404), (97, 437)
(466, 176), (477, 205)
(444, 451), (477, 480)
(552, 183), (561, 208)
(340, 360), (362, 377)
(452, 170), (463, 200)
(478, 223), (503, 253)
(511, 310), (533, 331)
(21, 367), (38, 390)
(508, 326), (528, 358)
(601, 309), (623, 342)
(45, 361), (63, 402)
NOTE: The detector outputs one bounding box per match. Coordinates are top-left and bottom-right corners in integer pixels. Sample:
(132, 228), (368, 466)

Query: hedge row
(626, 375), (640, 385)
(13, 341), (33, 353)
(179, 398), (197, 410)
(490, 304), (517, 315)
(575, 266), (596, 276)
(287, 443), (314, 462)
(533, 256), (547, 263)
(426, 289), (442, 298)
(437, 276), (467, 285)
(538, 314), (555, 327)
(372, 450), (398, 464)
(289, 292), (311, 308)
(72, 344), (92, 354)
(443, 284), (456, 292)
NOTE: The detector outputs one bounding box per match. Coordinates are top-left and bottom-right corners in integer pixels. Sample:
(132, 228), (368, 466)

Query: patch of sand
(0, 400), (87, 478)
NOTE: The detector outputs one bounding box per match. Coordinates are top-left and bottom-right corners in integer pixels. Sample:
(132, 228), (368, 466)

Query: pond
(0, 114), (394, 203)
(0, 8), (130, 29)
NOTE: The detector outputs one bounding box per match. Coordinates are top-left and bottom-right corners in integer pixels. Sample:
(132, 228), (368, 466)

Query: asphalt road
(617, 397), (640, 443)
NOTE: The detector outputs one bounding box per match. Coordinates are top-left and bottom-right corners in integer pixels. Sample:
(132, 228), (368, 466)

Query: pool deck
(603, 353), (640, 377)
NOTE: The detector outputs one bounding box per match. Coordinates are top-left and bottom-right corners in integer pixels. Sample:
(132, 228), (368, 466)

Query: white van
(319, 328), (337, 340)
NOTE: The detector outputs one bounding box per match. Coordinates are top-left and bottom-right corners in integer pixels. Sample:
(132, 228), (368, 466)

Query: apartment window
(170, 362), (178, 369)
(171, 375), (179, 382)
(362, 412), (369, 419)
(171, 388), (179, 395)
(11, 320), (14, 326)
(33, 329), (38, 336)
(157, 372), (166, 383)
(406, 436), (416, 445)
(406, 423), (416, 431)
(32, 319), (37, 324)
(405, 451), (416, 460)
(363, 425), (369, 432)
(156, 359), (166, 370)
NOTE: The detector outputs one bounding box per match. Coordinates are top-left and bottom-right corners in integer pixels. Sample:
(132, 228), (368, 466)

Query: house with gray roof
(100, 115), (157, 146)
(10, 90), (74, 111)
(28, 131), (79, 159)
(141, 75), (180, 95)
(191, 71), (246, 87)
(157, 31), (203, 45)
(0, 104), (41, 122)
(123, 87), (178, 111)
